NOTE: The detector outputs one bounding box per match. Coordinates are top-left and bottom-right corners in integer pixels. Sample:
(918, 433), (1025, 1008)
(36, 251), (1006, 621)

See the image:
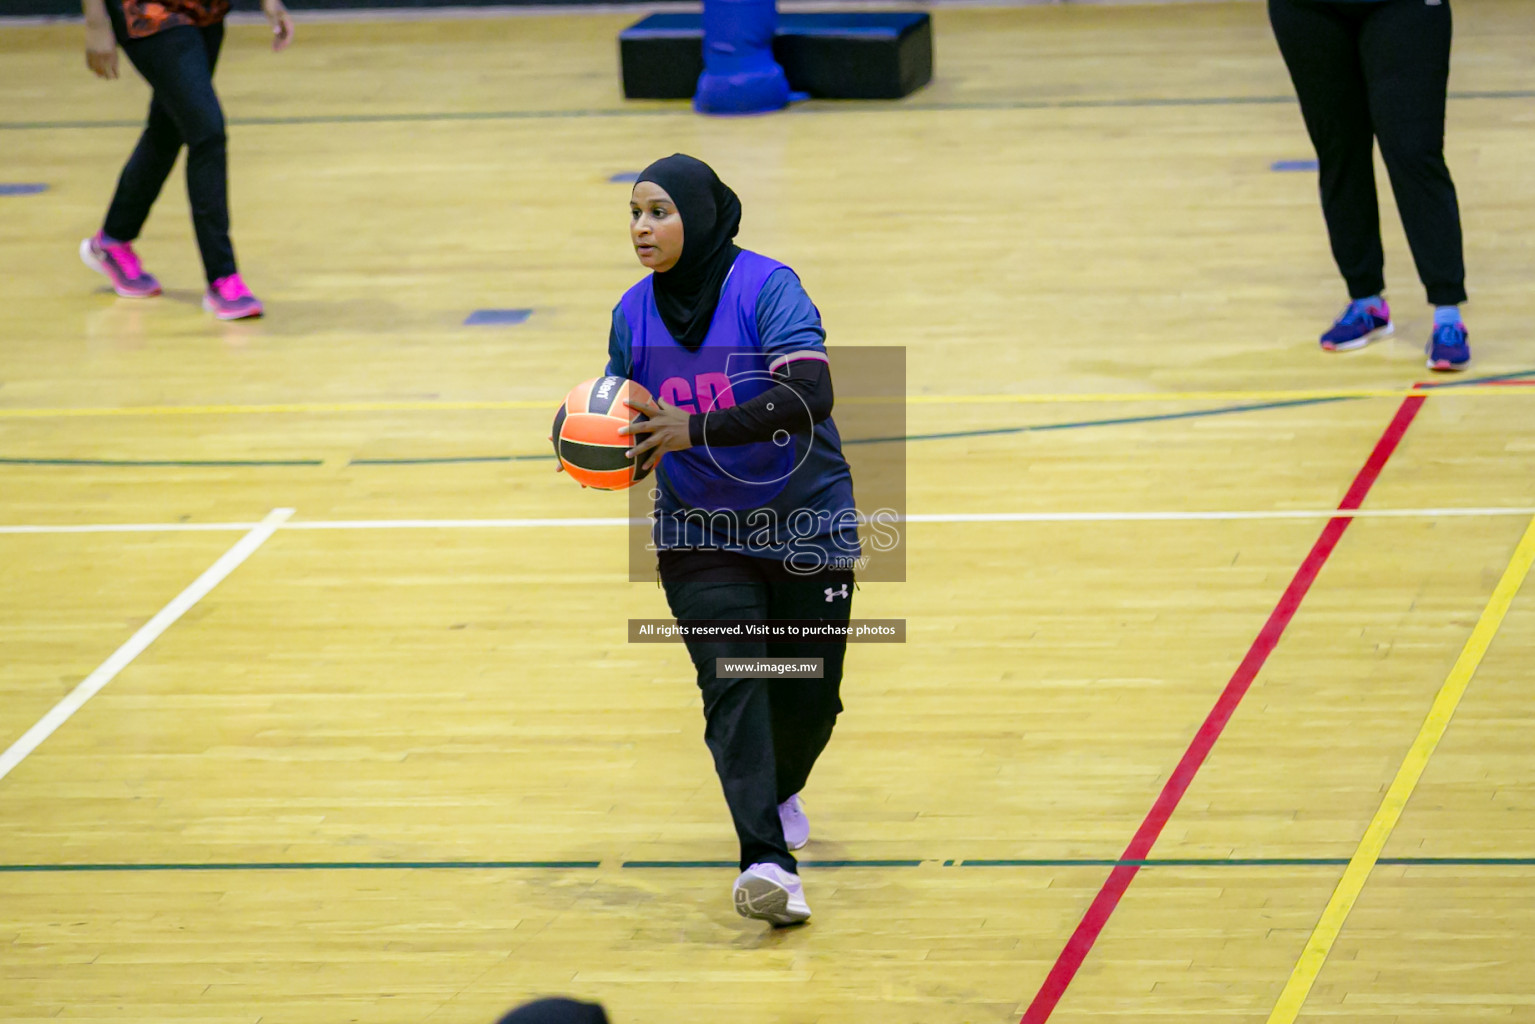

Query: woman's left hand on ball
(621, 397), (692, 471)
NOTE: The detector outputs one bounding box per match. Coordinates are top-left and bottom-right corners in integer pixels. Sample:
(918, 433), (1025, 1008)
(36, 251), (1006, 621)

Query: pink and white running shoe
(80, 231), (162, 298)
(203, 273), (264, 320)
(779, 794), (810, 851)
(733, 862), (811, 926)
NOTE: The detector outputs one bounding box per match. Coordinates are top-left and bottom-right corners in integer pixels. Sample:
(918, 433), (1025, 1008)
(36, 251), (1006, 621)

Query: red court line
(1019, 394), (1426, 1024)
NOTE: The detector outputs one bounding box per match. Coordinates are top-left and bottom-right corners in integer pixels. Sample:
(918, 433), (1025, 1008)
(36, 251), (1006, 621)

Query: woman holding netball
(80, 0), (292, 319)
(603, 153), (859, 926)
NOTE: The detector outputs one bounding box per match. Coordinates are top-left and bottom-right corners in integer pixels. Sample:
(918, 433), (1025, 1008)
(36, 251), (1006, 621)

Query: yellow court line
(3, 385), (1531, 419)
(1265, 513), (1535, 1024)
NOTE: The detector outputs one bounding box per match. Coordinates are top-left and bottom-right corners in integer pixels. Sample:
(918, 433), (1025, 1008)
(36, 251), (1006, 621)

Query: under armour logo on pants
(824, 584), (849, 601)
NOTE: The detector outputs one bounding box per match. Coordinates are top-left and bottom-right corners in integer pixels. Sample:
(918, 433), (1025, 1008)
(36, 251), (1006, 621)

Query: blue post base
(693, 0), (790, 115)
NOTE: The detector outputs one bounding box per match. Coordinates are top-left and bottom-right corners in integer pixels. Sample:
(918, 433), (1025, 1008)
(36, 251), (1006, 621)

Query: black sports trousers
(659, 549), (853, 874)
(1269, 0), (1467, 306)
(103, 2), (238, 284)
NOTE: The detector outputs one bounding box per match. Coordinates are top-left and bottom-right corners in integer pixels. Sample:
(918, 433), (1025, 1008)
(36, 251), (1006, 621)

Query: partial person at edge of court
(1269, 0), (1472, 371)
(79, 0), (293, 320)
(497, 997), (610, 1024)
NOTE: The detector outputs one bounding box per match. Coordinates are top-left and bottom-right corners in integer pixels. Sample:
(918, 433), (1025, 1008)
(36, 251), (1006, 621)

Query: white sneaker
(732, 863), (811, 925)
(779, 793), (809, 851)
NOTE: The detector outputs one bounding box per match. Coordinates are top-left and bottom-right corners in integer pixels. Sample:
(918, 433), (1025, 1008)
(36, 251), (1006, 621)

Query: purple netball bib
(621, 251), (795, 511)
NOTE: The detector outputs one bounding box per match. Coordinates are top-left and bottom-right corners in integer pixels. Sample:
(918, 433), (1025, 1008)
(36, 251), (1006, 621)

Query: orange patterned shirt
(122, 0), (231, 39)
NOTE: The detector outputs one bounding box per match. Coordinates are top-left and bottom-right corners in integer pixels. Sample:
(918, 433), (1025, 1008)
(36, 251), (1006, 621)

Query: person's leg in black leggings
(1269, 0), (1385, 301)
(101, 1), (179, 247)
(1360, 0), (1465, 306)
(104, 16), (236, 283)
(766, 569), (852, 804)
(660, 551), (796, 874)
(101, 100), (182, 248)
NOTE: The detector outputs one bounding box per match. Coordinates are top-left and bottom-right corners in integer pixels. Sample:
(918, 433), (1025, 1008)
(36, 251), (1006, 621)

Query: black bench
(619, 12), (933, 102)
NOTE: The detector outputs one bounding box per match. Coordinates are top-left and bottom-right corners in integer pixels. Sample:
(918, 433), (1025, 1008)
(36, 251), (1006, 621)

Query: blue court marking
(0, 183), (48, 195)
(5, 89), (1533, 132)
(609, 172), (641, 183)
(1271, 159), (1318, 172)
(463, 308), (532, 327)
(4, 856), (1533, 873)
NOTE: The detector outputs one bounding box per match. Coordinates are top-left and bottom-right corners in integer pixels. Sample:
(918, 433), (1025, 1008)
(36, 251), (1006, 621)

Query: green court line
(1379, 857), (1535, 866)
(4, 89), (1531, 132)
(8, 369), (1533, 471)
(781, 858), (925, 867)
(621, 860), (736, 869)
(621, 859), (925, 868)
(853, 367), (1535, 446)
(349, 454), (550, 465)
(4, 856), (1533, 873)
(960, 857), (1355, 866)
(912, 857), (1535, 867)
(0, 457), (323, 467)
(343, 395), (1358, 465)
(849, 394), (1356, 446)
(1415, 367), (1535, 389)
(346, 367), (1535, 464)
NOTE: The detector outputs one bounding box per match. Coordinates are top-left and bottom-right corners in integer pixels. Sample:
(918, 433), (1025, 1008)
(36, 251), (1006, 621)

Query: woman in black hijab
(601, 154), (860, 926)
(634, 154), (742, 351)
(496, 998), (608, 1024)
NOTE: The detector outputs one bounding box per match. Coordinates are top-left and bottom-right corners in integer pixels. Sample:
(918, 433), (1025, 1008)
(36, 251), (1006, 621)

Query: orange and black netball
(551, 376), (654, 490)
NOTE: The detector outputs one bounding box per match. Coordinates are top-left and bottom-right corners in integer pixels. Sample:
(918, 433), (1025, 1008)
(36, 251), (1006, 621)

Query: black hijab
(636, 153), (742, 351)
(495, 998), (609, 1024)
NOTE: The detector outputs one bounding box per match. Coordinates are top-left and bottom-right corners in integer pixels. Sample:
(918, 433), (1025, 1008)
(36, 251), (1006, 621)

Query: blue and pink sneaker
(203, 273), (264, 320)
(1425, 321), (1470, 372)
(80, 231), (162, 298)
(1320, 298), (1392, 351)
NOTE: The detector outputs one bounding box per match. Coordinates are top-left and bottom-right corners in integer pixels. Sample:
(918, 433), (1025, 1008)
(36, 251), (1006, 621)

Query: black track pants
(1269, 0), (1466, 305)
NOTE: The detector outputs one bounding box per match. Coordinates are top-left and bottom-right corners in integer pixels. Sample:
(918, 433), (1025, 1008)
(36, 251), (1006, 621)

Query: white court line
(282, 516), (642, 530)
(0, 508), (294, 784)
(2, 508), (1535, 535)
(0, 522), (267, 534)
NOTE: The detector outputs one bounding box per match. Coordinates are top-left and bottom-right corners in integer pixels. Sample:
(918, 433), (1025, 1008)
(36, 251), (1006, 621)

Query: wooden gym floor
(1, 1), (1533, 1021)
